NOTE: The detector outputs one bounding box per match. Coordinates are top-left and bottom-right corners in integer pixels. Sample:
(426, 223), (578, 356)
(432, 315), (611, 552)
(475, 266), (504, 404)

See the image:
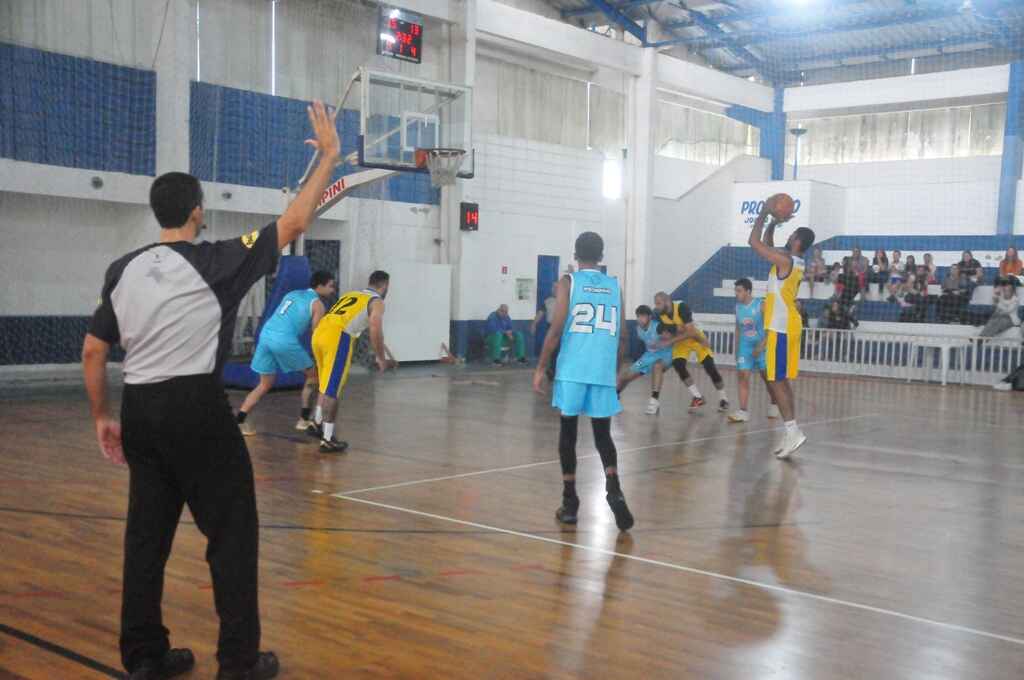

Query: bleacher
(674, 235), (1024, 327)
(711, 278), (999, 305)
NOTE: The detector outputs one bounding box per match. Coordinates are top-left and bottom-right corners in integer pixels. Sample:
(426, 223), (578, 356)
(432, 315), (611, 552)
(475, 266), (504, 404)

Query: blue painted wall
(0, 42), (156, 175)
(189, 82), (439, 205)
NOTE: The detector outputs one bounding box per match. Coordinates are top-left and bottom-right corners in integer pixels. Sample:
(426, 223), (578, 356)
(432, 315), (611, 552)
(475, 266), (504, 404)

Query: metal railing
(701, 323), (1022, 387)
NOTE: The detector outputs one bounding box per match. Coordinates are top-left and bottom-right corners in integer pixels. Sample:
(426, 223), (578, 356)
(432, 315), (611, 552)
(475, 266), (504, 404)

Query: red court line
(1, 590), (67, 599)
(438, 569), (484, 578)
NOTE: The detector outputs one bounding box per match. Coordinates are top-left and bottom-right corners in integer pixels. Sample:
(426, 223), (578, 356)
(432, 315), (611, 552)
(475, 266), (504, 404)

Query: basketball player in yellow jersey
(653, 292), (730, 412)
(748, 196), (815, 459)
(310, 270), (390, 453)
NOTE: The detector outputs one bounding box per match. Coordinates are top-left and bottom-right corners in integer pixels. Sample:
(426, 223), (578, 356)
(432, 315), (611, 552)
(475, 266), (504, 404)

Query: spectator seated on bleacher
(898, 274), (929, 323)
(827, 262), (842, 286)
(805, 247), (828, 297)
(980, 278), (1021, 338)
(869, 249), (889, 297)
(999, 247), (1022, 280)
(938, 265), (974, 324)
(835, 260), (861, 307)
(959, 250), (984, 285)
(844, 248), (870, 291)
(822, 298), (857, 330)
(887, 250), (904, 294)
(922, 253), (938, 284)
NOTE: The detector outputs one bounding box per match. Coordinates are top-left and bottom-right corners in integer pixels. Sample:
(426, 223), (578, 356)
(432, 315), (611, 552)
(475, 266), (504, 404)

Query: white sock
(688, 384), (701, 398)
(717, 389), (728, 402)
(785, 420), (799, 434)
(735, 409), (748, 416)
(323, 422), (335, 441)
(314, 405), (323, 425)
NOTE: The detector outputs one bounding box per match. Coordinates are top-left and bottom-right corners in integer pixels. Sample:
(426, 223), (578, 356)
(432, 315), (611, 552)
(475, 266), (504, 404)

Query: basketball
(769, 193), (795, 221)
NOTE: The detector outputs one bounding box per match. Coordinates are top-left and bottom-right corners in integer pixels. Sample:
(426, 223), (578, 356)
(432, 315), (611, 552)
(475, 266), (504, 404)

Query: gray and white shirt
(89, 222), (279, 384)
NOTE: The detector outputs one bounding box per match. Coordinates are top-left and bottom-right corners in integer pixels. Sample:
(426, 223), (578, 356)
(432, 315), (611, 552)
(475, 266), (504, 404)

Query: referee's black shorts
(119, 374), (260, 673)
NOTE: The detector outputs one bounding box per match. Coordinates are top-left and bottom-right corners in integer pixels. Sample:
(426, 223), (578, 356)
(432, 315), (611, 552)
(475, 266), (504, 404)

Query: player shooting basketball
(748, 195), (815, 459)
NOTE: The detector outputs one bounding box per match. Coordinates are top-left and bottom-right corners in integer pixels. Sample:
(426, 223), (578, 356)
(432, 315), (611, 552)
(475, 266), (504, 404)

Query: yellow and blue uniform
(553, 270), (622, 418)
(251, 288), (319, 375)
(312, 289), (380, 397)
(735, 298), (766, 372)
(764, 256), (805, 382)
(659, 301), (712, 362)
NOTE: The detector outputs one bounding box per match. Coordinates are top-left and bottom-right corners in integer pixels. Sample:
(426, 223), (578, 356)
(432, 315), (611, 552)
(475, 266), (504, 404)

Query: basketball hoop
(415, 148), (466, 187)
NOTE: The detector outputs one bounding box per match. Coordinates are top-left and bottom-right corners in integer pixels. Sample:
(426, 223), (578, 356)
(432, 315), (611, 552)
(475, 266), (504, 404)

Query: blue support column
(766, 88), (786, 181)
(726, 88), (786, 179)
(997, 61), (1023, 236)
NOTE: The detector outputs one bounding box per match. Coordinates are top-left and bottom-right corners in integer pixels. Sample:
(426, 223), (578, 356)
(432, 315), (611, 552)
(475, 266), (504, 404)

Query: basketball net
(415, 148), (466, 188)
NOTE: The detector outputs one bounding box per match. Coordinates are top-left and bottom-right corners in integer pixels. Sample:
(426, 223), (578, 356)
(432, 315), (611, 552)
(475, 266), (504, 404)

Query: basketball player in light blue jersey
(236, 270), (336, 435)
(533, 232), (634, 532)
(616, 305), (674, 415)
(728, 278), (779, 423)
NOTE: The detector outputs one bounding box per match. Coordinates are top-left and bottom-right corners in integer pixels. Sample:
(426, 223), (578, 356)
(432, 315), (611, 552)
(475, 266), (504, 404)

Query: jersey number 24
(570, 303), (618, 336)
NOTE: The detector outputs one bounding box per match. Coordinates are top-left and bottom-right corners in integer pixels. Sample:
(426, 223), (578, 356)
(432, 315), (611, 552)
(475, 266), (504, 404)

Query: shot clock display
(460, 202), (479, 231)
(378, 7), (423, 64)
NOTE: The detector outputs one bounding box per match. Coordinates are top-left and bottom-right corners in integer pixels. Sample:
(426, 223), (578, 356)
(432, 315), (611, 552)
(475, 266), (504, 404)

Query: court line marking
(333, 494), (1024, 648)
(332, 413), (877, 496)
(0, 622), (125, 678)
(818, 440), (1024, 470)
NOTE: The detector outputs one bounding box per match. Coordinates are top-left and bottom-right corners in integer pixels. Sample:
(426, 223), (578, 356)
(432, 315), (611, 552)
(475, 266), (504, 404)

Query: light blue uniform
(630, 321), (673, 375)
(552, 270), (622, 418)
(736, 298), (767, 372)
(251, 288), (320, 375)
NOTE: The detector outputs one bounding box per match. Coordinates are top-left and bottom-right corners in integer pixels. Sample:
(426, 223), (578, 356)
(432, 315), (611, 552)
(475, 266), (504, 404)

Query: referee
(82, 102), (340, 680)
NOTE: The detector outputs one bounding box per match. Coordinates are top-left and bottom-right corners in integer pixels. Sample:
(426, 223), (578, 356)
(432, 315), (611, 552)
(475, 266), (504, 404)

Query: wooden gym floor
(1, 366), (1023, 679)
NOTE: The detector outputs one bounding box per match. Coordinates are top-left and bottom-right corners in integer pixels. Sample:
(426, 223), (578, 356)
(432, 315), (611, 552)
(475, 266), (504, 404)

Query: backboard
(354, 68), (474, 179)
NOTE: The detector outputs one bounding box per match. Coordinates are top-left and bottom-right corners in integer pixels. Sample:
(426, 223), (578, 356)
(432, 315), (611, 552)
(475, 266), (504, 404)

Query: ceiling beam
(584, 0), (648, 42)
(561, 0), (662, 19)
(657, 7), (964, 50)
(681, 6), (766, 75)
(720, 34), (1010, 76)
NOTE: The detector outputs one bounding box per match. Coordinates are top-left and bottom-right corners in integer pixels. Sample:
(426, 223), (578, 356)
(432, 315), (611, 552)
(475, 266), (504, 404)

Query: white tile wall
(456, 133), (624, 320)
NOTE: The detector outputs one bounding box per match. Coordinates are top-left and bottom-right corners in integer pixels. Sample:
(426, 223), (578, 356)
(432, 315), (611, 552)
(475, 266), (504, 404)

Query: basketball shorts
(736, 341), (767, 372)
(552, 380), (622, 419)
(312, 328), (357, 397)
(765, 330), (800, 382)
(251, 332), (313, 375)
(672, 334), (713, 363)
(631, 348), (673, 375)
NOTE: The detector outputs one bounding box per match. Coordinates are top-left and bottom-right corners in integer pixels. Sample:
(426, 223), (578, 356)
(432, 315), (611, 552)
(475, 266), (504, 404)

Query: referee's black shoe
(216, 651), (279, 680)
(129, 648), (195, 680)
(305, 423), (323, 439)
(319, 438), (349, 454)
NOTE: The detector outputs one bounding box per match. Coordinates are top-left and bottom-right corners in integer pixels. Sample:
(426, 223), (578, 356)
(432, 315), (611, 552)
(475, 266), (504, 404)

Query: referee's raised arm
(79, 99), (339, 680)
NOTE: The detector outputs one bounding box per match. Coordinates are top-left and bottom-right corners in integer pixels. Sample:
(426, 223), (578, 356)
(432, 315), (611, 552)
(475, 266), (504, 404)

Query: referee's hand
(95, 417), (125, 465)
(304, 100), (340, 162)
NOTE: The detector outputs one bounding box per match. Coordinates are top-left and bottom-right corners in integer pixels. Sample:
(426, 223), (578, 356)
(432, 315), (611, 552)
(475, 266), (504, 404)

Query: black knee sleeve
(672, 358), (690, 382)
(701, 356), (723, 387)
(591, 417), (618, 471)
(558, 416), (579, 476)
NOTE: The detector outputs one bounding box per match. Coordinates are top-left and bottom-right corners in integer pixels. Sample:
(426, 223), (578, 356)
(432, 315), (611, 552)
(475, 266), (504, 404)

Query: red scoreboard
(460, 202), (479, 231)
(378, 7), (423, 64)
